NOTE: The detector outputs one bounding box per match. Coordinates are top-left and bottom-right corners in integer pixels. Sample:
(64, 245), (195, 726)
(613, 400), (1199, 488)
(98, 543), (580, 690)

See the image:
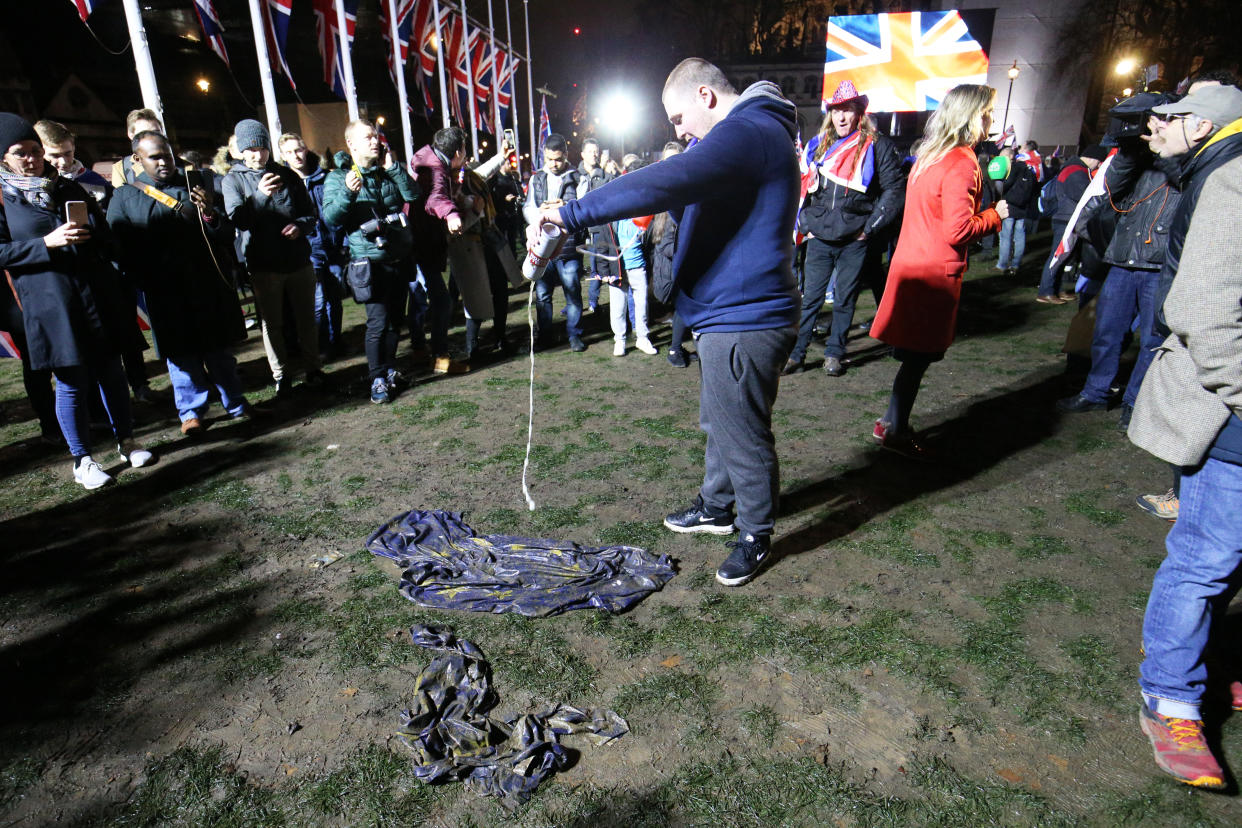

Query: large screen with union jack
(823, 11), (991, 113)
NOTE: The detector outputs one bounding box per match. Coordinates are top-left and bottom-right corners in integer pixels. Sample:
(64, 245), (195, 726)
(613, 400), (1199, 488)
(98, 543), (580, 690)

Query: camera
(359, 211), (407, 249)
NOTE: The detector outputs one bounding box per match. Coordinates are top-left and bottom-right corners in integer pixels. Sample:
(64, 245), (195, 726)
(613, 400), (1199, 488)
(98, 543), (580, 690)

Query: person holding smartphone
(222, 119), (324, 396)
(108, 131), (252, 436)
(0, 113), (155, 489)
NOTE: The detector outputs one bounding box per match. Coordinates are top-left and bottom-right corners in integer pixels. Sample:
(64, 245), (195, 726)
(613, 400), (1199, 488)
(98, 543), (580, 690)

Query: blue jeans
(536, 258), (583, 340)
(314, 263), (344, 352)
(52, 356), (132, 457)
(997, 217), (1026, 269)
(1038, 221), (1069, 297)
(166, 350), (247, 422)
(789, 237), (867, 363)
(1140, 457), (1242, 719)
(1080, 266), (1161, 406)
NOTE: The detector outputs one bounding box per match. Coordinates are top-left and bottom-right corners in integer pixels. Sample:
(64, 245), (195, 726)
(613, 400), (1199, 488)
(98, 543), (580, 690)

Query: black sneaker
(668, 348), (689, 368)
(716, 533), (771, 586)
(663, 497), (735, 535)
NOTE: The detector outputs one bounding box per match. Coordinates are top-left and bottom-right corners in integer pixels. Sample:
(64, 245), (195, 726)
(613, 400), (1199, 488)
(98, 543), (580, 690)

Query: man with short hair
(322, 120), (421, 402)
(107, 132), (252, 434)
(577, 137), (614, 315)
(112, 108), (163, 187)
(1124, 79), (1242, 794)
(409, 126), (472, 374)
(281, 132), (347, 360)
(35, 119), (112, 205)
(223, 119), (324, 395)
(539, 58), (800, 586)
(525, 133), (586, 351)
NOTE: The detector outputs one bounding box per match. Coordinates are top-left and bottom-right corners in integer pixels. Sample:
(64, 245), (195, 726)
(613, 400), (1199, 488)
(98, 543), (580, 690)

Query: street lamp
(601, 91), (638, 156)
(196, 77), (210, 93)
(1115, 57), (1138, 76)
(1002, 60), (1020, 140)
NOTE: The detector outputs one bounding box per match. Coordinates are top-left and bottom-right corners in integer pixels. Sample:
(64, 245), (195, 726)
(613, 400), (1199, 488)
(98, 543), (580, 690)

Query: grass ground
(2, 234), (1240, 826)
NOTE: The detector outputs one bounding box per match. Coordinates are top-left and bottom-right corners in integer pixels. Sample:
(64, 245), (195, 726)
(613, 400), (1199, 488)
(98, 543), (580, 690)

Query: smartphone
(65, 200), (88, 227)
(185, 168), (202, 190)
(503, 128), (516, 148)
(600, 149), (611, 163)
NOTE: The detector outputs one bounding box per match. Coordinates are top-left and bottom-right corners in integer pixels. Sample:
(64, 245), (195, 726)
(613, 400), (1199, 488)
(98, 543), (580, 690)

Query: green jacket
(322, 151), (419, 263)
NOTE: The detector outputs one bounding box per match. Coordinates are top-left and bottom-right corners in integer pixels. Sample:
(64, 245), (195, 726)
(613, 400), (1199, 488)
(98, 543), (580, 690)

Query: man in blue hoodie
(540, 58), (800, 587)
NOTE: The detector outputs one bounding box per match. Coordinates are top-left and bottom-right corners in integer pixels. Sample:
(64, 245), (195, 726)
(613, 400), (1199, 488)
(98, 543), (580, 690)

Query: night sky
(9, 1), (688, 160)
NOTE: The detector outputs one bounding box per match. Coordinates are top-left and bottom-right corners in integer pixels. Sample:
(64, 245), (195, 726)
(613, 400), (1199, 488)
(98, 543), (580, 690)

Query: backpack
(1038, 176), (1060, 216)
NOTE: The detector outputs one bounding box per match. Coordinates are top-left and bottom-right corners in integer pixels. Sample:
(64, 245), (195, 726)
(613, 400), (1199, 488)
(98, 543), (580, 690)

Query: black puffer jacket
(1101, 155), (1181, 271)
(222, 160), (316, 272)
(797, 132), (904, 243)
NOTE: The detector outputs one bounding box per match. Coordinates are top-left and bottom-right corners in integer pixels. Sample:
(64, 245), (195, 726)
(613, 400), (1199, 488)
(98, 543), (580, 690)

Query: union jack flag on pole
(537, 95), (550, 168)
(69, 0), (98, 22)
(311, 0), (357, 100)
(192, 0), (229, 66)
(380, 0), (416, 94)
(823, 11), (989, 113)
(264, 0), (296, 88)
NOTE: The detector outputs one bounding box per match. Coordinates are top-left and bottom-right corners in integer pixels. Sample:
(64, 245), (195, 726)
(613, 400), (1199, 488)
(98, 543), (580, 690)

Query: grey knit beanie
(233, 119), (270, 152)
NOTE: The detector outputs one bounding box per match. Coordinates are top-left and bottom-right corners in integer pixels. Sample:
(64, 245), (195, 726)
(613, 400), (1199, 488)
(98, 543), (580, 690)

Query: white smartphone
(65, 200), (88, 227)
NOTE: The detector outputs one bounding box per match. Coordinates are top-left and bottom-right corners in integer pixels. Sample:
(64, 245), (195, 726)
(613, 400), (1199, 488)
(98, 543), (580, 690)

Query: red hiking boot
(1138, 706), (1226, 789)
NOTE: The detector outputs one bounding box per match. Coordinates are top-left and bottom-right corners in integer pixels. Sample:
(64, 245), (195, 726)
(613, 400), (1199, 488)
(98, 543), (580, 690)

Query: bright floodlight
(601, 92), (638, 134)
(1115, 57), (1138, 75)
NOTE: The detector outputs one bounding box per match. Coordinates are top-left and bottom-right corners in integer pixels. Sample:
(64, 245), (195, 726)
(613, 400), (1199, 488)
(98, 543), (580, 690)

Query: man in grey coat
(1127, 154), (1242, 791)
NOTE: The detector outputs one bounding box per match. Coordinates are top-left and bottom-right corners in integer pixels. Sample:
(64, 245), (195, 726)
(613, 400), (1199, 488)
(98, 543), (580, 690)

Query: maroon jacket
(408, 144), (462, 273)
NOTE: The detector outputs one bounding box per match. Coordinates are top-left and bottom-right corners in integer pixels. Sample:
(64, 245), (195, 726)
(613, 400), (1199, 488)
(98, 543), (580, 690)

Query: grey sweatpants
(696, 325), (796, 538)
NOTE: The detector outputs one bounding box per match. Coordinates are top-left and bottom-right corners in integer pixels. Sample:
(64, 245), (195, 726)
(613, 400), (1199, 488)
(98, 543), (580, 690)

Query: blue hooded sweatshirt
(560, 82), (800, 333)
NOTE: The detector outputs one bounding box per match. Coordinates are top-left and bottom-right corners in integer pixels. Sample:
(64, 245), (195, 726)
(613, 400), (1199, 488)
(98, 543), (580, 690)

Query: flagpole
(119, 0), (164, 126)
(460, 0), (479, 151)
(246, 0), (283, 143)
(486, 0), (500, 140)
(386, 0), (415, 166)
(334, 0), (360, 121)
(504, 0), (521, 160)
(523, 0), (535, 169)
(432, 0), (451, 128)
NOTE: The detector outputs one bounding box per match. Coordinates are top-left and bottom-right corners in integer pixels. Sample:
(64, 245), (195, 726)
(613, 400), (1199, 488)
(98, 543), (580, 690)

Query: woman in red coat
(869, 84), (1010, 458)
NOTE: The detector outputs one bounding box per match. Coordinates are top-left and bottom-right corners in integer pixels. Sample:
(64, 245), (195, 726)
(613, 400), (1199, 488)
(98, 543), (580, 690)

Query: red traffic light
(573, 27), (581, 35)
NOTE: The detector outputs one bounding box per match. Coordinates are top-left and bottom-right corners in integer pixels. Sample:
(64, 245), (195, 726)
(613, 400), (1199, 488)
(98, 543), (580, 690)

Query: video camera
(1102, 91), (1180, 146)
(359, 211), (407, 249)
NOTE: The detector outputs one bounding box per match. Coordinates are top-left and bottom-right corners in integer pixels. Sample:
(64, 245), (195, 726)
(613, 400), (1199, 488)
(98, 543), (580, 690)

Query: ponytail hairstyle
(910, 84), (996, 180)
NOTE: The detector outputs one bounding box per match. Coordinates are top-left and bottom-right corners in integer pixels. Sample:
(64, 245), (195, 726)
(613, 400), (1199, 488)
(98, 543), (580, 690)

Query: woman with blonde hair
(868, 84), (1010, 458)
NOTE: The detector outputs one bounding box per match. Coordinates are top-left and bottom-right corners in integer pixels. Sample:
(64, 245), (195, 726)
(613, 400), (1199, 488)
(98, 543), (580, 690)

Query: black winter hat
(0, 113), (37, 153)
(1080, 144), (1109, 162)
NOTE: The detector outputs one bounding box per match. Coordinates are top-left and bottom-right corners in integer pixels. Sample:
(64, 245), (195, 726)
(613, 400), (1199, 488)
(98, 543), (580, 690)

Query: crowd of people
(3, 57), (1242, 794)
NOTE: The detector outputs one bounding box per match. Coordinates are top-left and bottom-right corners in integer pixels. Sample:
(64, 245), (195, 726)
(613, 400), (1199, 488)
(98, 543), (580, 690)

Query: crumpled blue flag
(398, 624), (628, 808)
(366, 510), (676, 617)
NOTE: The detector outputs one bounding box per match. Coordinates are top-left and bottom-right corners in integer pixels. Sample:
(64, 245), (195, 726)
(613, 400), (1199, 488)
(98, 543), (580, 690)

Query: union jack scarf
(806, 130), (875, 193)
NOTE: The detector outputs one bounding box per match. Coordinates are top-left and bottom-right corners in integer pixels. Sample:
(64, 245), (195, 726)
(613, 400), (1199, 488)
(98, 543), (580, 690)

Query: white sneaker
(635, 337), (658, 355)
(613, 340), (626, 357)
(73, 456), (113, 490)
(118, 439), (155, 468)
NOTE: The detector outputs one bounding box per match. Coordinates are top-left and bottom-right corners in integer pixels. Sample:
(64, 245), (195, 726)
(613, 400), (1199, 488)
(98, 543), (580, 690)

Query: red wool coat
(870, 146), (1000, 354)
